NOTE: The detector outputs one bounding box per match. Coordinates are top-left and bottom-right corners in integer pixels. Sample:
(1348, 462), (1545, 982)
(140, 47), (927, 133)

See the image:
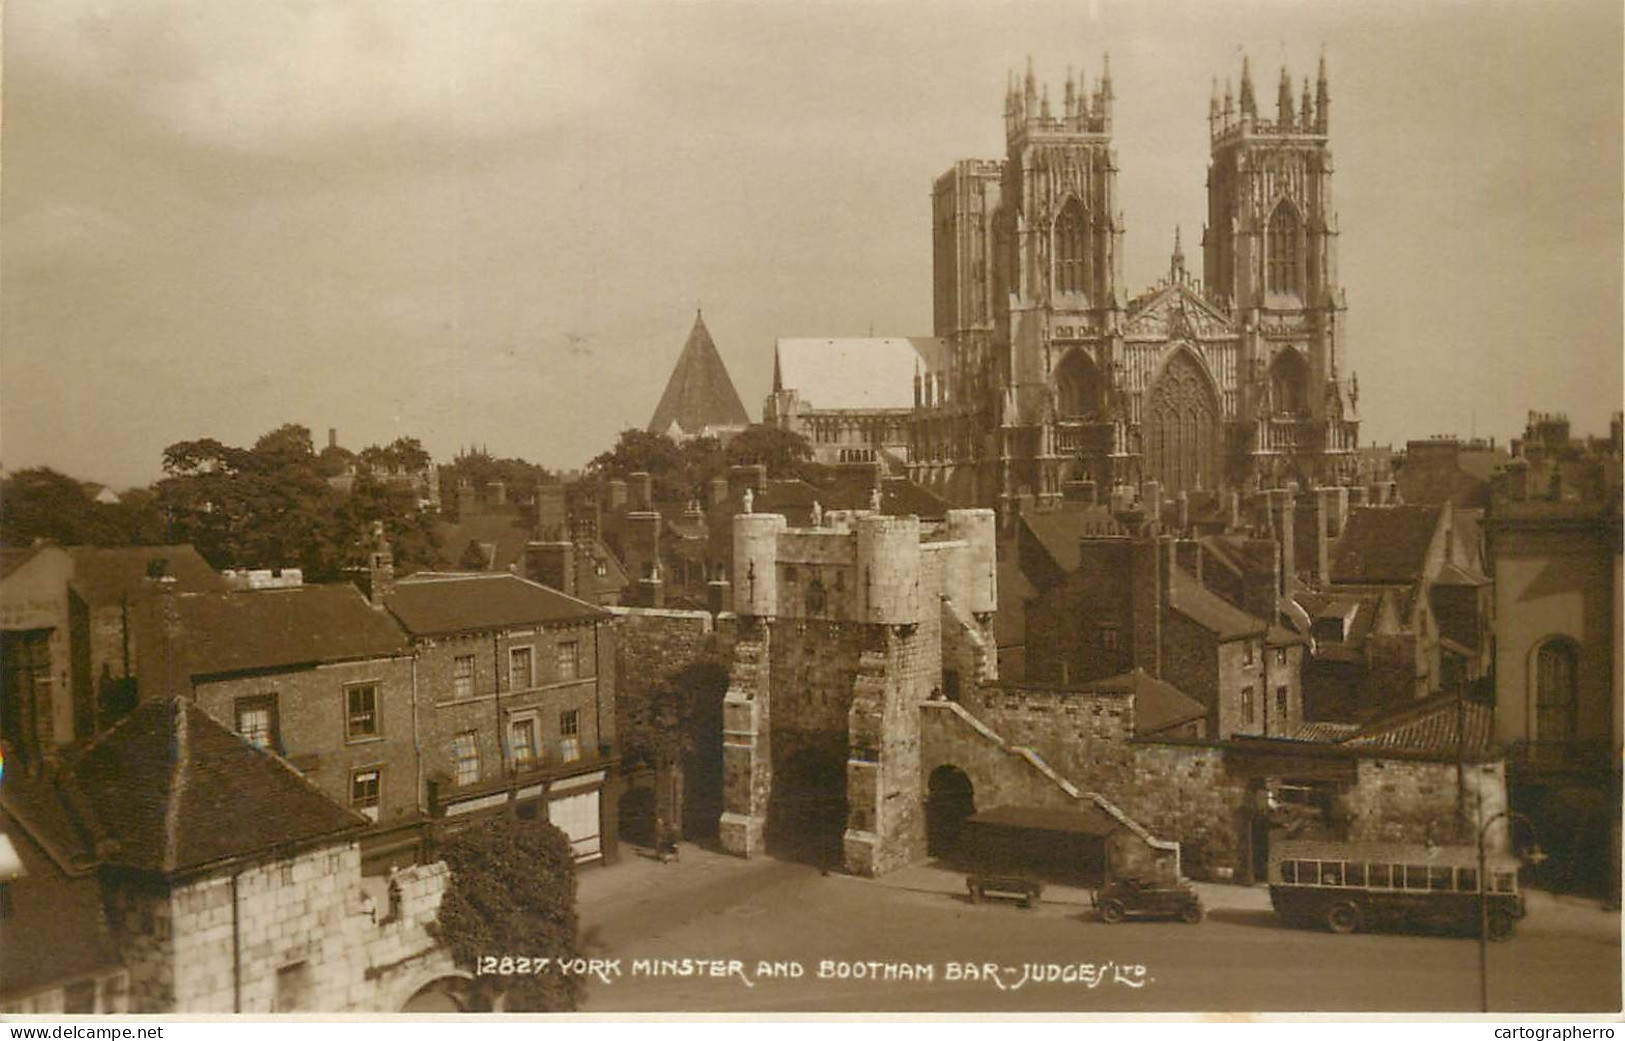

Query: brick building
(1, 543), (223, 772)
(384, 572), (616, 862)
(133, 582), (419, 869)
(0, 700), (457, 1013)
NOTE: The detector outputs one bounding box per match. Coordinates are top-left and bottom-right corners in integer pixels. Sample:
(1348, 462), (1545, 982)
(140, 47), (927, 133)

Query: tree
(0, 468), (166, 548)
(431, 812), (582, 1012)
(723, 424), (813, 478)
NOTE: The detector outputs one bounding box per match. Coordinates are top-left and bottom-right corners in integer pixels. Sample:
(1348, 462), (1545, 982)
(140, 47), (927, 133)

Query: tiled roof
(1168, 568), (1266, 640)
(435, 506), (535, 572)
(1331, 505), (1444, 585)
(61, 699), (367, 876)
(1086, 668), (1207, 736)
(1341, 694), (1495, 757)
(773, 337), (946, 412)
(152, 585), (411, 680)
(0, 807), (123, 1000)
(67, 544), (227, 605)
(0, 546), (44, 580)
(1433, 561), (1490, 587)
(647, 313), (751, 436)
(1019, 508), (1125, 574)
(387, 572), (604, 635)
(1288, 721), (1362, 743)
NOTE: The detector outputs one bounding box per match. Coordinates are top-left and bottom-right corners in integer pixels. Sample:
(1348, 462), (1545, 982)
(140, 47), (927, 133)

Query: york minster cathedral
(909, 55), (1361, 515)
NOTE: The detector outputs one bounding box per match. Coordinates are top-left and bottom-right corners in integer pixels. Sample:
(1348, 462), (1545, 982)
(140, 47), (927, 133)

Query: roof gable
(773, 338), (945, 412)
(647, 313), (751, 436)
(1168, 568), (1266, 640)
(1123, 281), (1234, 340)
(67, 544), (227, 606)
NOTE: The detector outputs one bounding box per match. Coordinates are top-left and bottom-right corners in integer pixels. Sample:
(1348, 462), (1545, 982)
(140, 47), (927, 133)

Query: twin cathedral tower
(910, 54), (1361, 515)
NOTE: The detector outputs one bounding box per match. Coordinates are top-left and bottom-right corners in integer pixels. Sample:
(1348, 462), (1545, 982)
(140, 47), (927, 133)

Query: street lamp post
(1476, 806), (1545, 1013)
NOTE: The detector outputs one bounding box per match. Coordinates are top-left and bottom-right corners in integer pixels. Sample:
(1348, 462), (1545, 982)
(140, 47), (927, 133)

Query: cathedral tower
(1203, 54), (1358, 487)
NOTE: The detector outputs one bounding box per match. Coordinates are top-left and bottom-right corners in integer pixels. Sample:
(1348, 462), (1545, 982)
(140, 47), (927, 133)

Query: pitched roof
(1086, 668), (1208, 736)
(0, 806), (123, 999)
(61, 699), (366, 877)
(1341, 693), (1495, 757)
(387, 572), (604, 635)
(1168, 568), (1266, 640)
(1019, 507), (1126, 574)
(1331, 505), (1444, 585)
(1433, 561), (1490, 587)
(435, 507), (534, 572)
(153, 584), (412, 681)
(773, 337), (946, 412)
(67, 544), (227, 606)
(0, 546), (44, 580)
(647, 313), (751, 436)
(1288, 721), (1362, 743)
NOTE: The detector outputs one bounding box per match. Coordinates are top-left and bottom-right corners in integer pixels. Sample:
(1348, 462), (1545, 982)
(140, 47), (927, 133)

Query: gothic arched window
(1267, 204), (1301, 296)
(1534, 638), (1579, 745)
(1269, 349), (1309, 415)
(1055, 350), (1103, 419)
(1055, 198), (1088, 295)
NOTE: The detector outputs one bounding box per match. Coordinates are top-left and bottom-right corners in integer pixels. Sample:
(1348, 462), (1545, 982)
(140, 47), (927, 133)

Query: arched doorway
(926, 766), (976, 861)
(1145, 349), (1219, 494)
(401, 976), (471, 1013)
(1055, 351), (1105, 419)
(766, 746), (848, 867)
(677, 662), (729, 840)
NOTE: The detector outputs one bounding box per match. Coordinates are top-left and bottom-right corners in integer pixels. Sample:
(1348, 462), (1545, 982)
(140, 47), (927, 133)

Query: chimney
(524, 541), (576, 597)
(1268, 488), (1296, 591)
(629, 471), (654, 512)
(707, 576), (731, 617)
(607, 479), (628, 510)
(728, 464), (768, 500)
(639, 566), (665, 609)
(1129, 539), (1162, 678)
(535, 484), (567, 541)
(709, 475), (731, 508)
(328, 428), (337, 450)
(366, 521), (395, 608)
(1143, 480), (1163, 531)
(1176, 490), (1190, 533)
(1295, 494), (1330, 586)
(487, 480), (507, 507)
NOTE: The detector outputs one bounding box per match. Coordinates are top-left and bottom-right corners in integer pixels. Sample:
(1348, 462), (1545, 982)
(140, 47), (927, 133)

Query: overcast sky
(3, 0), (1620, 489)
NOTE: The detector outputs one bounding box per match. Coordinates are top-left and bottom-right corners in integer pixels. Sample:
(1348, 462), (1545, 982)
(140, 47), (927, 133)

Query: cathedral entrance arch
(766, 746), (849, 867)
(1144, 348), (1219, 494)
(925, 765), (976, 860)
(1055, 350), (1105, 419)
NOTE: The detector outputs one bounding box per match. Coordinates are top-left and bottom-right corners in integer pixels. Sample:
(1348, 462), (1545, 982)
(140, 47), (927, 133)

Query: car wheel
(1100, 901), (1126, 924)
(1326, 902), (1361, 935)
(1180, 903), (1204, 924)
(1487, 909), (1515, 941)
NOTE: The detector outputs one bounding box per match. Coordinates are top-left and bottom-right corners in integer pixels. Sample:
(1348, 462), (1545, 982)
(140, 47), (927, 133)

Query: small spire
(1301, 77), (1313, 131)
(1101, 52), (1114, 98)
(1239, 55), (1256, 117)
(1209, 77), (1221, 121)
(1025, 54), (1037, 101)
(1223, 79), (1234, 118)
(1171, 226), (1186, 279)
(1316, 48), (1330, 131)
(1277, 66), (1294, 126)
(1040, 82), (1051, 120)
(1065, 66), (1077, 119)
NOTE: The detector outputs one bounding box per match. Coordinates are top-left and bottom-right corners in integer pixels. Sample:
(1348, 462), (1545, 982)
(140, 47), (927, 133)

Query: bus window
(1298, 860), (1320, 885)
(1344, 862), (1366, 887)
(1428, 866), (1453, 891)
(1368, 863), (1392, 888)
(1280, 861), (1297, 884)
(1456, 867), (1478, 892)
(1404, 865), (1431, 890)
(1321, 862), (1344, 886)
(1493, 872), (1516, 893)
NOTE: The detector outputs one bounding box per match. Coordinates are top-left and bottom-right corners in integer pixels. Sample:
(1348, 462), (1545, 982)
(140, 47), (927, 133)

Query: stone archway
(400, 974), (473, 1013)
(766, 746), (849, 867)
(926, 765), (976, 861)
(1145, 349), (1220, 494)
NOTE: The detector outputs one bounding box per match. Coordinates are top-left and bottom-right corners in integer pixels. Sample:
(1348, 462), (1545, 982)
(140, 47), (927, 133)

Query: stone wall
(113, 843), (451, 1013)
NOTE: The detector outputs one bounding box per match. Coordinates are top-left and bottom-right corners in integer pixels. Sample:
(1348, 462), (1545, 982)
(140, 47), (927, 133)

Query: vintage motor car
(965, 873), (1044, 908)
(1092, 877), (1204, 923)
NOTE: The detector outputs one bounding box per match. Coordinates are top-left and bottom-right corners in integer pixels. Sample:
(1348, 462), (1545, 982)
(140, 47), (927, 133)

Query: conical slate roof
(647, 312), (751, 436)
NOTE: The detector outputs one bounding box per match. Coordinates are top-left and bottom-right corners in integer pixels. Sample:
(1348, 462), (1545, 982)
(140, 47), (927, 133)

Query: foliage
(358, 436), (432, 475)
(439, 448), (555, 518)
(431, 812), (582, 1012)
(156, 423), (438, 580)
(586, 425), (812, 502)
(0, 468), (166, 548)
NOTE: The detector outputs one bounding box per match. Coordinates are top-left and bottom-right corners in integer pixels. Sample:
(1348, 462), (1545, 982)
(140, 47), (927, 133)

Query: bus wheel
(1326, 902), (1361, 935)
(1100, 901), (1126, 924)
(1487, 909), (1515, 941)
(1180, 904), (1204, 925)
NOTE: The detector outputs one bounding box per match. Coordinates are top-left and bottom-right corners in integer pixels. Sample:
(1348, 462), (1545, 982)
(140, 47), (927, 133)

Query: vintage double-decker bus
(1268, 839), (1525, 939)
